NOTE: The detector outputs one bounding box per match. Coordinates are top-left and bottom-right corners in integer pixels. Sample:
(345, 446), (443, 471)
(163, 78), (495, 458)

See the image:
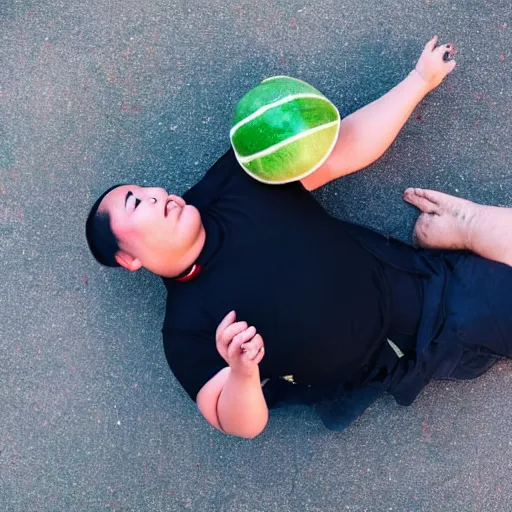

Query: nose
(146, 187), (168, 204)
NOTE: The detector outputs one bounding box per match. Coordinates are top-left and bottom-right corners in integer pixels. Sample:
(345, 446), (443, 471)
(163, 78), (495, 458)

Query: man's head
(86, 185), (205, 277)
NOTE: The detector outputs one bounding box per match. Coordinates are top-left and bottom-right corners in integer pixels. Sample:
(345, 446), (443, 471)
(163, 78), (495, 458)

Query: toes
(403, 188), (440, 214)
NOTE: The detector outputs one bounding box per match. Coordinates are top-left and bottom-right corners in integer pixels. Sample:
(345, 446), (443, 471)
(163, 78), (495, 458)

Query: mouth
(165, 199), (178, 218)
(165, 196), (186, 218)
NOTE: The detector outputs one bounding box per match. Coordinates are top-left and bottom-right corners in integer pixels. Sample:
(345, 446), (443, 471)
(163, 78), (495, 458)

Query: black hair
(85, 184), (126, 267)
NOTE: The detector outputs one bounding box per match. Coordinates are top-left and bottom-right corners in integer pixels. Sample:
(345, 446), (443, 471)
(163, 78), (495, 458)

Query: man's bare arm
(197, 366), (268, 438)
(301, 36), (456, 191)
(196, 311), (268, 439)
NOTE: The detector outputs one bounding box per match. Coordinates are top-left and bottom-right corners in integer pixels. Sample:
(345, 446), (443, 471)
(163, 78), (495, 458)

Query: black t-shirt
(162, 150), (391, 401)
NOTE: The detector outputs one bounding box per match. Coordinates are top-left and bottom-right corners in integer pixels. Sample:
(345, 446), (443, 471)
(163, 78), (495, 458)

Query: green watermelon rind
(231, 96), (339, 157)
(235, 120), (340, 185)
(231, 76), (326, 126)
(230, 75), (341, 184)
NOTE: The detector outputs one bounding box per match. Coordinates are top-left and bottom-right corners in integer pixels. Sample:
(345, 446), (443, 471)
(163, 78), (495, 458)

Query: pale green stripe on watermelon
(237, 120), (339, 164)
(232, 76), (325, 126)
(240, 122), (339, 184)
(230, 93), (325, 137)
(231, 96), (339, 157)
(261, 76), (312, 84)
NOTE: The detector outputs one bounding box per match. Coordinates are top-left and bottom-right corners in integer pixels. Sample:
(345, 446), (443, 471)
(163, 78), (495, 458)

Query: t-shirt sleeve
(162, 327), (227, 401)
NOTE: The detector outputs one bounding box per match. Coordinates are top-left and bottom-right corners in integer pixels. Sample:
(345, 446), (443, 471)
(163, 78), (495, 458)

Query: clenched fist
(215, 311), (265, 378)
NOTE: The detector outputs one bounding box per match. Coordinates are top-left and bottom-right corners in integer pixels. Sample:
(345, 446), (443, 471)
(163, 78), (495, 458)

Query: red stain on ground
(422, 422), (432, 442)
(474, 480), (482, 512)
(0, 207), (24, 222)
(234, 5), (243, 22)
(121, 104), (142, 113)
(416, 114), (423, 121)
(500, 54), (505, 62)
(500, 23), (507, 29)
(289, 18), (297, 28)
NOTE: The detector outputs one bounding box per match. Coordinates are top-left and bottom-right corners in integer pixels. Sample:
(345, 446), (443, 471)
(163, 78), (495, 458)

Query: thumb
(424, 35), (438, 53)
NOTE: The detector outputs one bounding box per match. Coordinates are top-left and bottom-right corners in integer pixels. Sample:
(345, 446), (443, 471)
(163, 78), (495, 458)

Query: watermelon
(230, 76), (341, 184)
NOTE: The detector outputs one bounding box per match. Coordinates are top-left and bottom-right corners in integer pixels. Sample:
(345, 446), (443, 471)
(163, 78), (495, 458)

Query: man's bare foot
(403, 188), (478, 251)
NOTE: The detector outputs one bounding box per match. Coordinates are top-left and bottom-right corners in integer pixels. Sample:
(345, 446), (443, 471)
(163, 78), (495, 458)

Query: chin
(181, 205), (203, 236)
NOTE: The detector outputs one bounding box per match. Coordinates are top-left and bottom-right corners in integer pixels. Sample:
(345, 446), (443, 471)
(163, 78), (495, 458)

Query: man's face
(98, 185), (203, 276)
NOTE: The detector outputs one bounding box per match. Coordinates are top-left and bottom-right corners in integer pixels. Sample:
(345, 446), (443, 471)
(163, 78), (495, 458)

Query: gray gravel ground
(1, 0), (511, 510)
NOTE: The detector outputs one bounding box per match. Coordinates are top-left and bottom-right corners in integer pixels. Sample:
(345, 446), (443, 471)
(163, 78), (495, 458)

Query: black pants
(266, 223), (512, 430)
(357, 234), (512, 407)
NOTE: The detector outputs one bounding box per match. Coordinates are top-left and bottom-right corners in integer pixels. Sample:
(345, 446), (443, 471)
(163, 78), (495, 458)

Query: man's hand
(414, 35), (456, 93)
(215, 311), (265, 378)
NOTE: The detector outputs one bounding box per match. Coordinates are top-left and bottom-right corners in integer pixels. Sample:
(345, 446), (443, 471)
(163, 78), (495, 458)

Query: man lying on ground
(85, 38), (512, 438)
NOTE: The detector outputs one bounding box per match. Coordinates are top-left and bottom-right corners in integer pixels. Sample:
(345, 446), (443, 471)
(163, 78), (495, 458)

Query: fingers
(216, 314), (247, 360)
(215, 312), (265, 367)
(240, 334), (264, 360)
(424, 35), (438, 53)
(445, 42), (455, 57)
(434, 42), (455, 62)
(425, 36), (456, 63)
(227, 326), (257, 359)
(219, 320), (248, 346)
(403, 188), (440, 214)
(216, 310), (236, 338)
(253, 345), (265, 365)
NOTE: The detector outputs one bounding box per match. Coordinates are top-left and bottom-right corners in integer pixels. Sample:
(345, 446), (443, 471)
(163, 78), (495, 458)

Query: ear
(115, 251), (142, 272)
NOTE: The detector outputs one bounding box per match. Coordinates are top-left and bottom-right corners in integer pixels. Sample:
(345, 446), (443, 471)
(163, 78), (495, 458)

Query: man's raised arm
(302, 36), (456, 191)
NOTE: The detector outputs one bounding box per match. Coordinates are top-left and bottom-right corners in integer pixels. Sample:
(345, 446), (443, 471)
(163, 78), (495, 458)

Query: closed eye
(134, 198), (141, 209)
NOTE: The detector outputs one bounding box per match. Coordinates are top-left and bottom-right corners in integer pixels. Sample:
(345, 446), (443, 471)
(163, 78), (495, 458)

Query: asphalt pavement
(1, 0), (511, 510)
